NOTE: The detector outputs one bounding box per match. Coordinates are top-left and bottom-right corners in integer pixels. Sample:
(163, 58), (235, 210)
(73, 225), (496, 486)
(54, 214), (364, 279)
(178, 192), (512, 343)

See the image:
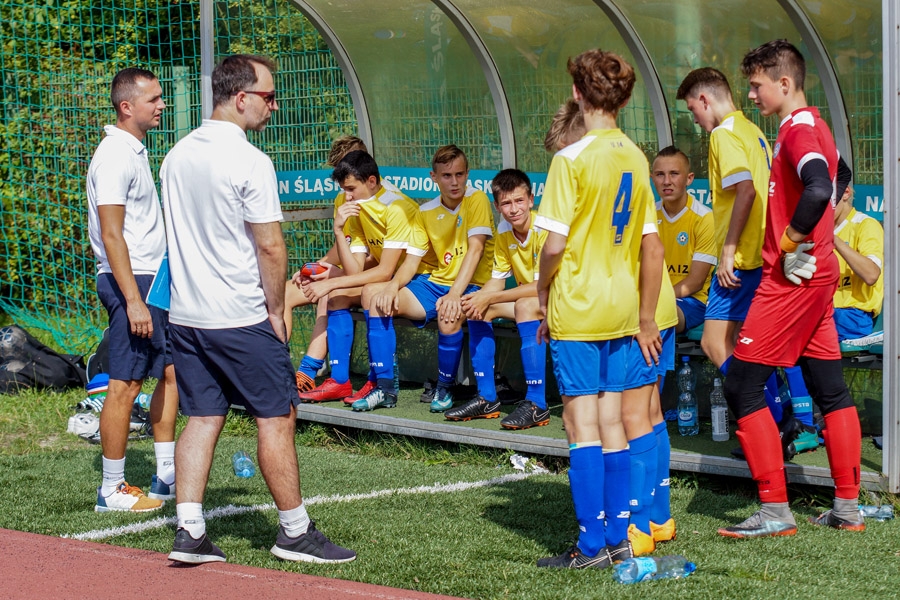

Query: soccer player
(718, 39), (862, 538)
(296, 150), (420, 404)
(358, 145), (495, 413)
(652, 146), (717, 333)
(86, 67), (179, 512)
(832, 184), (883, 340)
(444, 169), (550, 429)
(543, 98), (586, 152)
(534, 49), (662, 569)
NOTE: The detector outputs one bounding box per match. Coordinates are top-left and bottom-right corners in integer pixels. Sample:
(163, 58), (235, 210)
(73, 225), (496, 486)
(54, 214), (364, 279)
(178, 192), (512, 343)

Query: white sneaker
(95, 482), (163, 512)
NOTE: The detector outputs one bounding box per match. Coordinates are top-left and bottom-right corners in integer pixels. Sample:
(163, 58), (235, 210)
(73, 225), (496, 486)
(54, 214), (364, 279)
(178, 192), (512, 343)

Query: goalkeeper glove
(782, 242), (817, 285)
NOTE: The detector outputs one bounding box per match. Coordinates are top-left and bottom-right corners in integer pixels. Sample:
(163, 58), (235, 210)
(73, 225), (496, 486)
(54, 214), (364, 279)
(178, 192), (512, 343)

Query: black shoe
(270, 521), (357, 564)
(495, 375), (523, 405)
(501, 401), (550, 430)
(420, 379), (438, 403)
(420, 379), (478, 403)
(444, 396), (501, 421)
(606, 538), (633, 563)
(536, 545), (611, 569)
(168, 528), (226, 564)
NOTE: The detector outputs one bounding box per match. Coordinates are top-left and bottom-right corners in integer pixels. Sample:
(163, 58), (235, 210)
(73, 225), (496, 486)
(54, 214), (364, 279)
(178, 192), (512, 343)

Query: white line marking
(66, 472), (537, 541)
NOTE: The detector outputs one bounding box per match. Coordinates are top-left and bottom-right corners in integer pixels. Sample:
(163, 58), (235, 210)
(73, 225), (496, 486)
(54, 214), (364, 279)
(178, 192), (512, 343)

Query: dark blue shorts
(833, 307), (874, 341)
(169, 320), (296, 418)
(97, 273), (169, 381)
(705, 267), (762, 322)
(405, 274), (480, 327)
(550, 337), (630, 395)
(677, 296), (706, 331)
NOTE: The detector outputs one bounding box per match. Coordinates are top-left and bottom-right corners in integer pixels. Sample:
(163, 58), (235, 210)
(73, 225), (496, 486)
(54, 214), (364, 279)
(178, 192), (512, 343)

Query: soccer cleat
(650, 518), (677, 543)
(95, 482), (163, 513)
(148, 474), (175, 501)
(168, 528), (227, 564)
(627, 524), (656, 556)
(297, 378), (352, 403)
(295, 371), (315, 395)
(808, 509), (866, 531)
(420, 379), (438, 403)
(444, 396), (501, 421)
(430, 389), (454, 413)
(343, 380), (377, 405)
(717, 510), (798, 538)
(270, 522), (357, 564)
(501, 401), (550, 430)
(537, 545), (611, 569)
(495, 374), (523, 405)
(606, 538), (634, 563)
(350, 387), (397, 412)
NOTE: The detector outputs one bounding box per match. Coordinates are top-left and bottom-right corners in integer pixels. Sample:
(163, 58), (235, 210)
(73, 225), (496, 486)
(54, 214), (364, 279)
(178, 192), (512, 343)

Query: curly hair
(567, 50), (635, 115)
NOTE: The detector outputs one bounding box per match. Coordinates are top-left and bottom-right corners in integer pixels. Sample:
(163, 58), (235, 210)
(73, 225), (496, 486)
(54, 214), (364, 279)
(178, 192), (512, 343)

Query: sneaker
(295, 371), (315, 395)
(95, 482), (163, 513)
(148, 474), (175, 501)
(536, 545), (611, 569)
(430, 389), (454, 413)
(444, 396), (501, 421)
(627, 524), (656, 556)
(495, 375), (523, 405)
(500, 401), (550, 430)
(351, 387), (397, 412)
(270, 522), (356, 564)
(606, 538), (633, 563)
(168, 528), (226, 564)
(808, 509), (866, 531)
(717, 510), (798, 538)
(343, 380), (377, 406)
(298, 378), (352, 403)
(420, 379), (438, 403)
(650, 518), (676, 543)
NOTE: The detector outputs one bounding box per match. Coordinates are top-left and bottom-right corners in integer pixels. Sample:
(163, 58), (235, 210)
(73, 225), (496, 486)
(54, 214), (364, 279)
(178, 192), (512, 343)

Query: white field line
(66, 472), (537, 541)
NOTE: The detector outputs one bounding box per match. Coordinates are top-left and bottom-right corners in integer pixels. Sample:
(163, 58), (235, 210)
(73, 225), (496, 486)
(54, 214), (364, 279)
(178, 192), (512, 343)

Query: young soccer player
(534, 49), (662, 569)
(719, 39), (861, 538)
(356, 145), (495, 412)
(543, 98), (586, 152)
(444, 169), (550, 429)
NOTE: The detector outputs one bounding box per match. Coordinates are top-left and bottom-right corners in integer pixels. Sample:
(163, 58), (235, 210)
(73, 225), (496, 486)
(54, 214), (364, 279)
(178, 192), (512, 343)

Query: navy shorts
(677, 296), (706, 331)
(705, 267), (762, 322)
(550, 337), (630, 396)
(833, 307), (874, 341)
(170, 320), (296, 418)
(405, 274), (480, 327)
(97, 273), (169, 381)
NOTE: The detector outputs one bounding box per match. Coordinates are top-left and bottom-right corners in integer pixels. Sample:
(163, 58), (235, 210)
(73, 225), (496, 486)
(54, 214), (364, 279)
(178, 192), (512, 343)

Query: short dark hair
(432, 144), (468, 172)
(654, 145), (692, 169)
(741, 39), (806, 91)
(111, 68), (157, 114)
(327, 135), (367, 167)
(676, 67), (733, 101)
(211, 54), (277, 108)
(567, 49), (634, 115)
(491, 169), (531, 200)
(332, 150), (380, 184)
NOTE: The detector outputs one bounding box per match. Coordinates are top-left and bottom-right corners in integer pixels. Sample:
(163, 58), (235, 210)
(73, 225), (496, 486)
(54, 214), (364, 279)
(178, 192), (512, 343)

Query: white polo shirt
(86, 125), (166, 275)
(160, 119), (283, 329)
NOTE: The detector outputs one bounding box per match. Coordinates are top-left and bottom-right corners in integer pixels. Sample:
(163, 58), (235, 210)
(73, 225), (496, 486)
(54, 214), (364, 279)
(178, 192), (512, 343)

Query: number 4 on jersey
(611, 172), (633, 245)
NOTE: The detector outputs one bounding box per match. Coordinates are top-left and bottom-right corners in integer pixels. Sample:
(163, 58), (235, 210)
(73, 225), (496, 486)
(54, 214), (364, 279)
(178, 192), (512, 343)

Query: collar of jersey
(103, 124), (146, 155)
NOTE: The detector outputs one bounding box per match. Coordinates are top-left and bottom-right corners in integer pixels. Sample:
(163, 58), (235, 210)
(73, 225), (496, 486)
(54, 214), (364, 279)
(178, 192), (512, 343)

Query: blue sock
(628, 432), (658, 536)
(518, 320), (547, 409)
(367, 315), (396, 385)
(650, 422), (672, 524)
(603, 448), (631, 546)
(785, 366), (815, 426)
(298, 355), (324, 380)
(363, 311), (376, 382)
(326, 309), (353, 384)
(722, 356), (783, 424)
(468, 321), (496, 401)
(568, 444), (605, 557)
(437, 330), (464, 390)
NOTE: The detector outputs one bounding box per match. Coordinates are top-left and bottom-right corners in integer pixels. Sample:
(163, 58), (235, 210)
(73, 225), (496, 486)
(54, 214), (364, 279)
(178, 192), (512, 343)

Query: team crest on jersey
(677, 231), (689, 246)
(456, 215), (463, 228)
(437, 214), (445, 220)
(773, 143), (781, 159)
(443, 251), (453, 265)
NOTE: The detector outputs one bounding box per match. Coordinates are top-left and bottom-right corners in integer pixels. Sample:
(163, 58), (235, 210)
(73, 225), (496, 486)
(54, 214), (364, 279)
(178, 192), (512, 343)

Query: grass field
(2, 385), (899, 599)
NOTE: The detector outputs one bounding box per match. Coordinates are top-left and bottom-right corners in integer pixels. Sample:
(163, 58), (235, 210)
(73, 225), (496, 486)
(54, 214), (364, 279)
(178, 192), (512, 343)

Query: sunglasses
(242, 90), (276, 105)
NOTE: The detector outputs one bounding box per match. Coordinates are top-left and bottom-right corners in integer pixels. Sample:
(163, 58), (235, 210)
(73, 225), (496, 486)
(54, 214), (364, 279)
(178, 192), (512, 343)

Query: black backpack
(0, 325), (88, 394)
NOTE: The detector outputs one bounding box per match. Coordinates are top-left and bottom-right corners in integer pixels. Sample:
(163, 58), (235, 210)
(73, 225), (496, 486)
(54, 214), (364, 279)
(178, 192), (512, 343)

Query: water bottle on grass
(232, 451), (255, 478)
(613, 555), (696, 584)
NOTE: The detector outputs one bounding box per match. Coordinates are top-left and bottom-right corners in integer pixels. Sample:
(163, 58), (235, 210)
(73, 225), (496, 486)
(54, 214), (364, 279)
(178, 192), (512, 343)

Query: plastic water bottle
(710, 378), (729, 442)
(859, 504), (894, 521)
(232, 451), (255, 478)
(613, 555), (696, 584)
(135, 392), (152, 410)
(677, 356), (698, 436)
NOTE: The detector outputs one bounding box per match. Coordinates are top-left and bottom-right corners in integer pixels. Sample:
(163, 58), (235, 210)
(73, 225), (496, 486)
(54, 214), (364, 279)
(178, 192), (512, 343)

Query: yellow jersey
(492, 212), (547, 286)
(535, 128), (656, 341)
(345, 185), (419, 265)
(414, 187), (495, 287)
(656, 197), (717, 304)
(708, 110), (770, 270)
(834, 208), (884, 315)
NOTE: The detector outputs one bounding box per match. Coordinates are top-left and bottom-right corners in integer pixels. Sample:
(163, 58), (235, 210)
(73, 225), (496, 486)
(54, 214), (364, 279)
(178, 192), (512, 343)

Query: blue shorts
(170, 320), (296, 418)
(677, 296), (706, 331)
(550, 337), (630, 396)
(97, 273), (170, 381)
(405, 274), (480, 327)
(659, 326), (676, 377)
(833, 307), (874, 341)
(624, 335), (659, 390)
(705, 267), (762, 322)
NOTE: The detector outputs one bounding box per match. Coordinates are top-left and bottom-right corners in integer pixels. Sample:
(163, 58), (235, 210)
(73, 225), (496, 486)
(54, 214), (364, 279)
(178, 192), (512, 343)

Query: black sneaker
(168, 528), (227, 564)
(536, 545), (611, 569)
(606, 538), (633, 563)
(501, 401), (550, 430)
(444, 396), (501, 421)
(495, 375), (523, 405)
(270, 521), (357, 564)
(420, 379), (438, 403)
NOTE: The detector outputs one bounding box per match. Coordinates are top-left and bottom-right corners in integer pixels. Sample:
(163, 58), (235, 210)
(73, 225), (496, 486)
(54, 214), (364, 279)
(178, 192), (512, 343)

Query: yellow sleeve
(694, 210), (717, 263)
(492, 233), (512, 279)
(711, 128), (752, 187)
(466, 191), (494, 237)
(345, 217), (367, 253)
(855, 218), (884, 266)
(406, 210), (430, 256)
(384, 202), (412, 250)
(536, 155), (577, 234)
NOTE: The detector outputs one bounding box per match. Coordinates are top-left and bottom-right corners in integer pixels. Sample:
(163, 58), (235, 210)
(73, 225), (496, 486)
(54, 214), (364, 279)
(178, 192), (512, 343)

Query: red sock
(823, 407), (862, 500)
(736, 409), (788, 503)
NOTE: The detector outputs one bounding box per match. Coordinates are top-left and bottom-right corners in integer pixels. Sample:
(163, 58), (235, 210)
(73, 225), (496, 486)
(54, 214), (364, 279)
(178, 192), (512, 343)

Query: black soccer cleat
(495, 374), (524, 405)
(501, 400), (550, 430)
(537, 545), (612, 569)
(444, 396), (501, 421)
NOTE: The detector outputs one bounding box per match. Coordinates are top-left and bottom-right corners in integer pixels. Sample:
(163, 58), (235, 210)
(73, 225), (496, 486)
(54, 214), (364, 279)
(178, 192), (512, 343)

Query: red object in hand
(301, 263), (327, 277)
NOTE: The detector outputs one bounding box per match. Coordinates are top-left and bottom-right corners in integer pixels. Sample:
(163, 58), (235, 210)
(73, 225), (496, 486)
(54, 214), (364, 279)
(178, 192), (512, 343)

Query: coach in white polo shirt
(87, 67), (179, 514)
(160, 54), (355, 566)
